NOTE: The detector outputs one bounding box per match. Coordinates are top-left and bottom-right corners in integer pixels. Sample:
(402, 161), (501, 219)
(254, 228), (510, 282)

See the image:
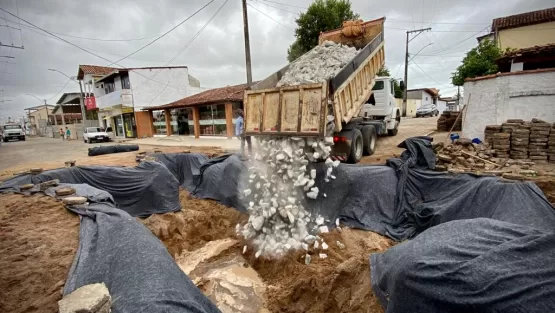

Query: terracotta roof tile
(146, 83), (251, 110)
(492, 7), (555, 31)
(77, 65), (117, 80)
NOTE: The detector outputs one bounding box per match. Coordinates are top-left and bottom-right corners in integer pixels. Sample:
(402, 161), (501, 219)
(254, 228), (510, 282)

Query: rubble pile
(238, 137), (341, 259)
(437, 111), (462, 131)
(277, 41), (358, 87)
(434, 140), (500, 173)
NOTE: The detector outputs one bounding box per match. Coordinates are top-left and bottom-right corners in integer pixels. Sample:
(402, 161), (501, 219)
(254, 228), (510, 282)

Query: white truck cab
(358, 76), (401, 136)
(83, 127), (112, 143)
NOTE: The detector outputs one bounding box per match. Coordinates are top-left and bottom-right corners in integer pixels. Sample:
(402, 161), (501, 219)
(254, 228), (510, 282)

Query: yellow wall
(498, 21), (555, 50)
(395, 98), (419, 117)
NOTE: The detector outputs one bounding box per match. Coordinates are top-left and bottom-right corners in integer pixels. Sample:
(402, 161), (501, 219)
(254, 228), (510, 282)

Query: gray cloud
(0, 0), (552, 121)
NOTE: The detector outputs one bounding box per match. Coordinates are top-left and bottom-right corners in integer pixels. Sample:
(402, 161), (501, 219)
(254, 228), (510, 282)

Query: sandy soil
(0, 194), (79, 313)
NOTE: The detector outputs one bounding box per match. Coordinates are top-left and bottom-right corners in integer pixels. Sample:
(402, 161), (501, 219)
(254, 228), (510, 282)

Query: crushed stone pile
(277, 41), (358, 87)
(238, 137), (341, 259)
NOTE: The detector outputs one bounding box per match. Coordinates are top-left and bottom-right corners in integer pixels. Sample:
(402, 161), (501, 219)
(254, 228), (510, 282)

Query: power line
(0, 8), (181, 89)
(47, 78), (72, 101)
(132, 0), (230, 91)
(251, 0), (298, 15)
(260, 0), (306, 9)
(411, 60), (451, 87)
(107, 0), (215, 66)
(247, 2), (293, 30)
(387, 18), (489, 25)
(0, 15), (159, 42)
(1, 4), (13, 44)
(422, 26), (489, 56)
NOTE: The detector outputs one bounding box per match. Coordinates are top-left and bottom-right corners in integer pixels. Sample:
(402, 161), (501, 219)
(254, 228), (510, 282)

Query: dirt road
(360, 116), (438, 164)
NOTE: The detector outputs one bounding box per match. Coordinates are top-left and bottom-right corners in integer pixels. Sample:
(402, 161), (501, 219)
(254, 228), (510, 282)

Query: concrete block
(58, 283), (111, 313)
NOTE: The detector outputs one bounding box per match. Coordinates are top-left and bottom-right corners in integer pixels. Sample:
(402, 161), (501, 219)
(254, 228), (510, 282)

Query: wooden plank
(281, 90), (300, 132)
(300, 87), (322, 133)
(262, 92), (280, 132)
(245, 93), (262, 132)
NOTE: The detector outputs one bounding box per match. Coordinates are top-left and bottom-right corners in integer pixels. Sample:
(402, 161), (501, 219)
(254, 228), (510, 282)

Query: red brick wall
(135, 111), (154, 138)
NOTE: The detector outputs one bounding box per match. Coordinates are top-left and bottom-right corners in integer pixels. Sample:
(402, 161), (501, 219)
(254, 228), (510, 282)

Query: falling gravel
(277, 41), (359, 87)
(238, 137), (341, 259)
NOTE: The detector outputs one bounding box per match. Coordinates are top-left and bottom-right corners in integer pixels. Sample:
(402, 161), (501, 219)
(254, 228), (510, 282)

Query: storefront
(143, 83), (249, 139)
(99, 105), (137, 138)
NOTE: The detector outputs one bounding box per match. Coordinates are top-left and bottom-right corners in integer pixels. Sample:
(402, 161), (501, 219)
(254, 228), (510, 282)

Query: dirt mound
(142, 191), (394, 313)
(141, 190), (247, 257)
(0, 194), (79, 313)
(248, 228), (393, 313)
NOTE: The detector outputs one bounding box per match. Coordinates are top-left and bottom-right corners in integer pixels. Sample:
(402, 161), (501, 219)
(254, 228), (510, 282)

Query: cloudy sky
(0, 0), (552, 121)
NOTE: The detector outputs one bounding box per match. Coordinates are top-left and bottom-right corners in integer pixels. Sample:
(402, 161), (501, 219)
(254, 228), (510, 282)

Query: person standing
(65, 126), (71, 141)
(59, 128), (65, 140)
(235, 109), (252, 155)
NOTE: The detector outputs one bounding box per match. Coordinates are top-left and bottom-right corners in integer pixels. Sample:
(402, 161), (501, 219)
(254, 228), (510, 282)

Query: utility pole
(402, 27), (431, 117)
(78, 79), (88, 125)
(241, 0), (253, 86)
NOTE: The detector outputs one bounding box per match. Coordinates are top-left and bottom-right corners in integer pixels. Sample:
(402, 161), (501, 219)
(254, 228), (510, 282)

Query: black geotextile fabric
(0, 161), (181, 217)
(384, 136), (555, 240)
(370, 218), (555, 313)
(53, 185), (221, 313)
(88, 144), (139, 156)
(191, 154), (248, 212)
(153, 153), (209, 189)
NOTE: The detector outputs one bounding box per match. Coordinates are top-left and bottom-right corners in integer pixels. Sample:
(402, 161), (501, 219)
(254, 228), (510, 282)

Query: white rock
(315, 216), (325, 226)
(313, 152), (320, 159)
(244, 189), (252, 197)
(314, 241), (319, 249)
(336, 241), (346, 249)
(255, 251), (262, 258)
(310, 169), (317, 179)
(335, 218), (340, 227)
(243, 245), (247, 254)
(322, 242), (328, 250)
(301, 243), (309, 250)
(251, 216), (265, 231)
(305, 254), (311, 264)
(319, 226), (329, 233)
(323, 193), (327, 198)
(319, 253), (328, 259)
(332, 160), (340, 167)
(287, 211), (295, 224)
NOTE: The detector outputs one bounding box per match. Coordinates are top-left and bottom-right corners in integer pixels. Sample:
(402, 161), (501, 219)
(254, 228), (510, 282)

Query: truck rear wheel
(347, 129), (363, 164)
(362, 125), (377, 156)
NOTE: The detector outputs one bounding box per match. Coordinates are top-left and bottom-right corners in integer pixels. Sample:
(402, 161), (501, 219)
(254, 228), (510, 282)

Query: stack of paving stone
(484, 125), (502, 144)
(528, 120), (551, 162)
(510, 125), (531, 159)
(492, 132), (511, 158)
(549, 124), (555, 163)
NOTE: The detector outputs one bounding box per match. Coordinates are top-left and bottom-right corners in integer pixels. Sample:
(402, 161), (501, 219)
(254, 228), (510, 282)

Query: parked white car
(83, 127), (112, 143)
(1, 124), (25, 141)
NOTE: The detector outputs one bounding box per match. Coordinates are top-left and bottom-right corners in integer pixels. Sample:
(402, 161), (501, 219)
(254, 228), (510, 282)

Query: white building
(462, 69), (555, 140)
(77, 65), (202, 138)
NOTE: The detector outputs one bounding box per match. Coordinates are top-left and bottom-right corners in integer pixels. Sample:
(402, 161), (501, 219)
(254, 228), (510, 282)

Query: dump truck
(244, 17), (400, 163)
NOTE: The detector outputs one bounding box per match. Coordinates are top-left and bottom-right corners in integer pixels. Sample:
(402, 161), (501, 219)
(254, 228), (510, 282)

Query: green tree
(287, 0), (359, 62)
(376, 66), (404, 98)
(451, 39), (502, 86)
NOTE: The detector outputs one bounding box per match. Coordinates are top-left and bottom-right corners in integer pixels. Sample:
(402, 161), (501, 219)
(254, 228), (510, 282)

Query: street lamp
(48, 68), (87, 123)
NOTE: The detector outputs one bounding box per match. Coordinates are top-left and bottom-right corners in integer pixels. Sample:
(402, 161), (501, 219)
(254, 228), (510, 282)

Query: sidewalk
(126, 136), (242, 151)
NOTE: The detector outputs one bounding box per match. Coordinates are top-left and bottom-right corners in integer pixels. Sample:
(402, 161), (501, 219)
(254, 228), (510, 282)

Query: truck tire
(347, 129), (363, 164)
(388, 115), (401, 136)
(362, 125), (377, 156)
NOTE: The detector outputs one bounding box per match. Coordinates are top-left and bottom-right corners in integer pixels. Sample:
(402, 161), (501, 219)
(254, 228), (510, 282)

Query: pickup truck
(244, 17), (400, 163)
(83, 127), (112, 143)
(1, 124), (26, 141)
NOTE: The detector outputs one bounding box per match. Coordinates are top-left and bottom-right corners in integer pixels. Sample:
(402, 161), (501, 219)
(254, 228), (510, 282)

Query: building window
(425, 96), (428, 101)
(152, 110), (166, 135)
(104, 82), (115, 94)
(121, 75), (131, 89)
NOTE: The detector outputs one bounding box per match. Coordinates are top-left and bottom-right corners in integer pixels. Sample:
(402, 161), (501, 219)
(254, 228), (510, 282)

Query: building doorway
(123, 113), (136, 138)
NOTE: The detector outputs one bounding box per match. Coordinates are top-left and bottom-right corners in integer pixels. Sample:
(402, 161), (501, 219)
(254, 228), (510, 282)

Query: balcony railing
(96, 89), (133, 110)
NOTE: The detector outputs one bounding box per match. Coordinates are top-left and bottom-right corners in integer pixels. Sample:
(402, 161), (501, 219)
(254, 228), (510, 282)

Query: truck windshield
(372, 81), (384, 90)
(4, 125), (21, 130)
